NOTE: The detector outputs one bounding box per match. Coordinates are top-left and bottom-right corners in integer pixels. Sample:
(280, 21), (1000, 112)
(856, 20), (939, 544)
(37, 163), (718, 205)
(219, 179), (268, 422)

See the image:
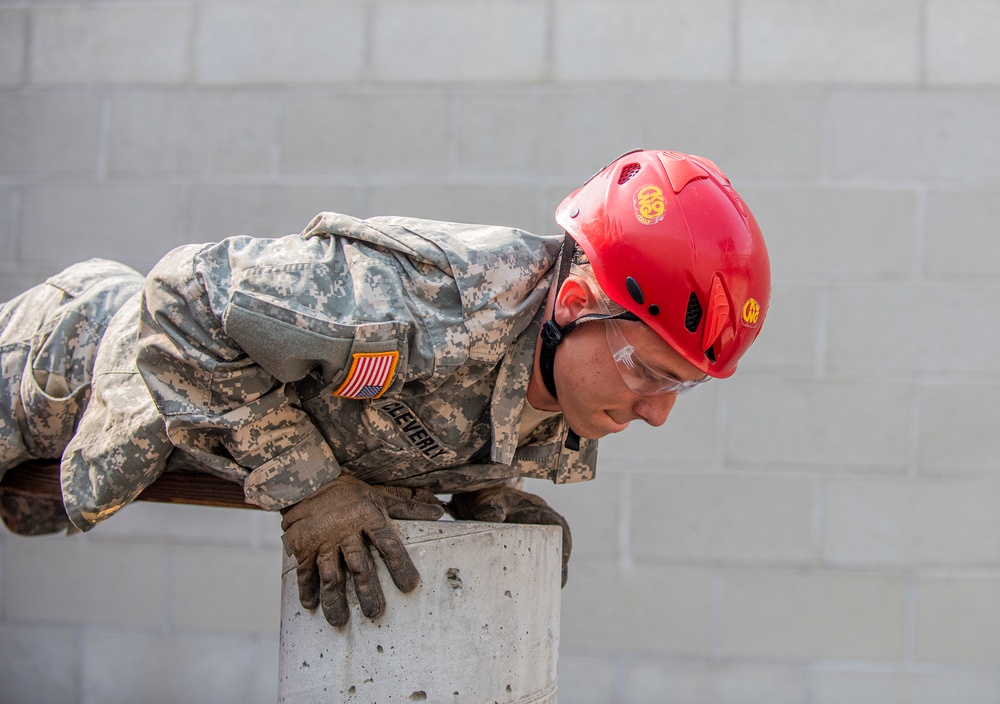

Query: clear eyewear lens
(578, 265), (709, 396)
(604, 317), (709, 396)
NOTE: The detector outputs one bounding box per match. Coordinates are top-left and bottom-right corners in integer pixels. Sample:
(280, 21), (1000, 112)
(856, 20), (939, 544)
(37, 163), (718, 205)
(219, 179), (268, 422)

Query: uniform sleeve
(61, 293), (177, 530)
(134, 236), (407, 510)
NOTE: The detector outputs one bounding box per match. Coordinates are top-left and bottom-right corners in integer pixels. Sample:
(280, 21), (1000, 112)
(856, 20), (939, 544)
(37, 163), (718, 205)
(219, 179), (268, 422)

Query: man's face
(549, 275), (706, 440)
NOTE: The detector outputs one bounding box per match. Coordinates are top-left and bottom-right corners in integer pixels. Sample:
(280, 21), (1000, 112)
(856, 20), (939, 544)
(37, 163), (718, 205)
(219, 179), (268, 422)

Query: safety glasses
(603, 317), (709, 396)
(573, 265), (711, 396)
(597, 290), (712, 396)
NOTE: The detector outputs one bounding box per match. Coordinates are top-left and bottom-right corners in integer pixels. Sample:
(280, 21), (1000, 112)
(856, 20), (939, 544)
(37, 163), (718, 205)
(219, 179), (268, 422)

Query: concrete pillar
(277, 520), (562, 704)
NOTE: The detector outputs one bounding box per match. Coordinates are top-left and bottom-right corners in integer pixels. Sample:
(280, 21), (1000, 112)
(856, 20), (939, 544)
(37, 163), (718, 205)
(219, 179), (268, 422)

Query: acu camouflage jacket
(56, 213), (598, 530)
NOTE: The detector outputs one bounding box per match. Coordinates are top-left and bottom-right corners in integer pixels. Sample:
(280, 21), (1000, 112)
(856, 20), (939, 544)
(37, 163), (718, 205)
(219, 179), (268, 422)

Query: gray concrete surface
(277, 521), (560, 704)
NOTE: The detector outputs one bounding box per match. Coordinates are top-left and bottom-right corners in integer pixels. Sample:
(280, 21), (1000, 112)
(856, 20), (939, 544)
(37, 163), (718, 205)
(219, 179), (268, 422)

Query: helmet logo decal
(742, 298), (761, 325)
(635, 185), (666, 225)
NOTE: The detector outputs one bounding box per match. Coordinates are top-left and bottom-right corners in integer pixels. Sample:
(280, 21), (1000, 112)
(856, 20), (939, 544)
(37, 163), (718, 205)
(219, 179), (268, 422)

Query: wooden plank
(0, 461), (258, 510)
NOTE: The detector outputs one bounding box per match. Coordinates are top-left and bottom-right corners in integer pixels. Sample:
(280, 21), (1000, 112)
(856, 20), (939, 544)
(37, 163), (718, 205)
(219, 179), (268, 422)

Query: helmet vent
(626, 276), (645, 304)
(618, 163), (641, 185)
(684, 292), (702, 333)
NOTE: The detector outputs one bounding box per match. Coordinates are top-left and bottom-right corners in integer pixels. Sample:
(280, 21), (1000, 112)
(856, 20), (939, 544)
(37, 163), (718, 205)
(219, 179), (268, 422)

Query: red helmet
(555, 149), (770, 378)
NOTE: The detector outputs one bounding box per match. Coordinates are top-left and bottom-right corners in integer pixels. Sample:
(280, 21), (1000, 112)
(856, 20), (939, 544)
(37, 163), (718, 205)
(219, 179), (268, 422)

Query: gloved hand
(280, 474), (444, 627)
(448, 486), (572, 587)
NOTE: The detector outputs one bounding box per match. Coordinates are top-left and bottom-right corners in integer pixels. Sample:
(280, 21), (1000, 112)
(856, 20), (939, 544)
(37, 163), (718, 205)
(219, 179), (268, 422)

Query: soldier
(0, 149), (770, 627)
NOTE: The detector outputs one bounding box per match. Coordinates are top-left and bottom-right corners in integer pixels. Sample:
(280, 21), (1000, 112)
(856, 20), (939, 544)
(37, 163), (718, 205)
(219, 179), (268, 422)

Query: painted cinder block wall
(2, 1), (1000, 702)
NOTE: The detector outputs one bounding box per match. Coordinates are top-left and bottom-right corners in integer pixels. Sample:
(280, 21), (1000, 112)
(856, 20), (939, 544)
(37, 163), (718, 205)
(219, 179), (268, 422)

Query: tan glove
(448, 486), (572, 587)
(280, 474), (444, 627)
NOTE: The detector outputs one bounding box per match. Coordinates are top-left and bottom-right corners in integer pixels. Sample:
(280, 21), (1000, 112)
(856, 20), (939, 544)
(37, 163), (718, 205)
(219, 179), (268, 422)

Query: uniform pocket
(225, 289), (408, 388)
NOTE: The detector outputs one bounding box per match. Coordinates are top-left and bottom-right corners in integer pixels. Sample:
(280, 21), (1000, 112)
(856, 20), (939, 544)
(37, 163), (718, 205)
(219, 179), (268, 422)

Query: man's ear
(554, 275), (598, 326)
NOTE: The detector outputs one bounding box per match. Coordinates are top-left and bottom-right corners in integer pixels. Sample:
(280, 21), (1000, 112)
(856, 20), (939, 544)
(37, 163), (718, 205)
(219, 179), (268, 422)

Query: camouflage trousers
(0, 259), (144, 534)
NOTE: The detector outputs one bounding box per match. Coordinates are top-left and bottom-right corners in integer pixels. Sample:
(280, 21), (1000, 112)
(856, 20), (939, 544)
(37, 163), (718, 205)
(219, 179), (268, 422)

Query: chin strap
(539, 235), (639, 452)
(540, 312), (621, 398)
(539, 235), (578, 401)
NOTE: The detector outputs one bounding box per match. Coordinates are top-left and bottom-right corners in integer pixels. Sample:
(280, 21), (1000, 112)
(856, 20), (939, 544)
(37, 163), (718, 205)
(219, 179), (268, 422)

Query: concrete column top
(278, 519), (562, 704)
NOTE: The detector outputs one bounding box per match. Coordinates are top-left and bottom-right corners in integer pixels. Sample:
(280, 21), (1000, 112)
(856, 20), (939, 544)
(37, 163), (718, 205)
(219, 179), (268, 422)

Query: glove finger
(476, 504), (507, 522)
(491, 489), (528, 513)
(373, 486), (445, 522)
(367, 523), (421, 593)
(375, 485), (420, 503)
(559, 516), (571, 587)
(386, 499), (444, 522)
(447, 491), (484, 521)
(342, 543), (386, 620)
(483, 492), (526, 522)
(505, 506), (562, 528)
(410, 487), (441, 505)
(505, 506), (572, 587)
(316, 549), (350, 627)
(295, 555), (321, 611)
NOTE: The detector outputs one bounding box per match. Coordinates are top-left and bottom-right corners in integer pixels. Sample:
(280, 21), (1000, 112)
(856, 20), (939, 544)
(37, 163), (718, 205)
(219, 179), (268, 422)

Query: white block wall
(2, 1), (1000, 702)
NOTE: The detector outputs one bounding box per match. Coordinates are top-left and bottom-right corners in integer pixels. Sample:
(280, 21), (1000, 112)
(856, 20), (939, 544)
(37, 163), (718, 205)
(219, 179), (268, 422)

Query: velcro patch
(333, 351), (399, 400)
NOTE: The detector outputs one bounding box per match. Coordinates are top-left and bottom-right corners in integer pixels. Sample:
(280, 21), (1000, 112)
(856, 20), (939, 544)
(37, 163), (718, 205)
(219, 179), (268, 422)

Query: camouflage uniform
(0, 259), (144, 533)
(1, 212), (598, 533)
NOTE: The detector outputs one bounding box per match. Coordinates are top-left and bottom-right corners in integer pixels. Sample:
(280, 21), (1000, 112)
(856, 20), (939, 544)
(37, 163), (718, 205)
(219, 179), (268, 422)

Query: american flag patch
(333, 351), (400, 400)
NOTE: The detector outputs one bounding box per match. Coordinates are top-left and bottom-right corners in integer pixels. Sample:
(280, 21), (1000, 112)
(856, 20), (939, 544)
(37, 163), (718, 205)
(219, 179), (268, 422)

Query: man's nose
(634, 393), (677, 427)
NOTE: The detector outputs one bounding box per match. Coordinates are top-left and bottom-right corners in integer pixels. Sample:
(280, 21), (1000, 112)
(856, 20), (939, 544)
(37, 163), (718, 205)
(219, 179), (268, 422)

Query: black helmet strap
(538, 235), (639, 451)
(538, 234), (578, 401)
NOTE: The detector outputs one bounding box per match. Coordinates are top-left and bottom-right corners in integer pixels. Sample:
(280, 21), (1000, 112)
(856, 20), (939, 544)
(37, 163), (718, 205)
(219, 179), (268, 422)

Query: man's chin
(569, 420), (627, 441)
(566, 421), (598, 441)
